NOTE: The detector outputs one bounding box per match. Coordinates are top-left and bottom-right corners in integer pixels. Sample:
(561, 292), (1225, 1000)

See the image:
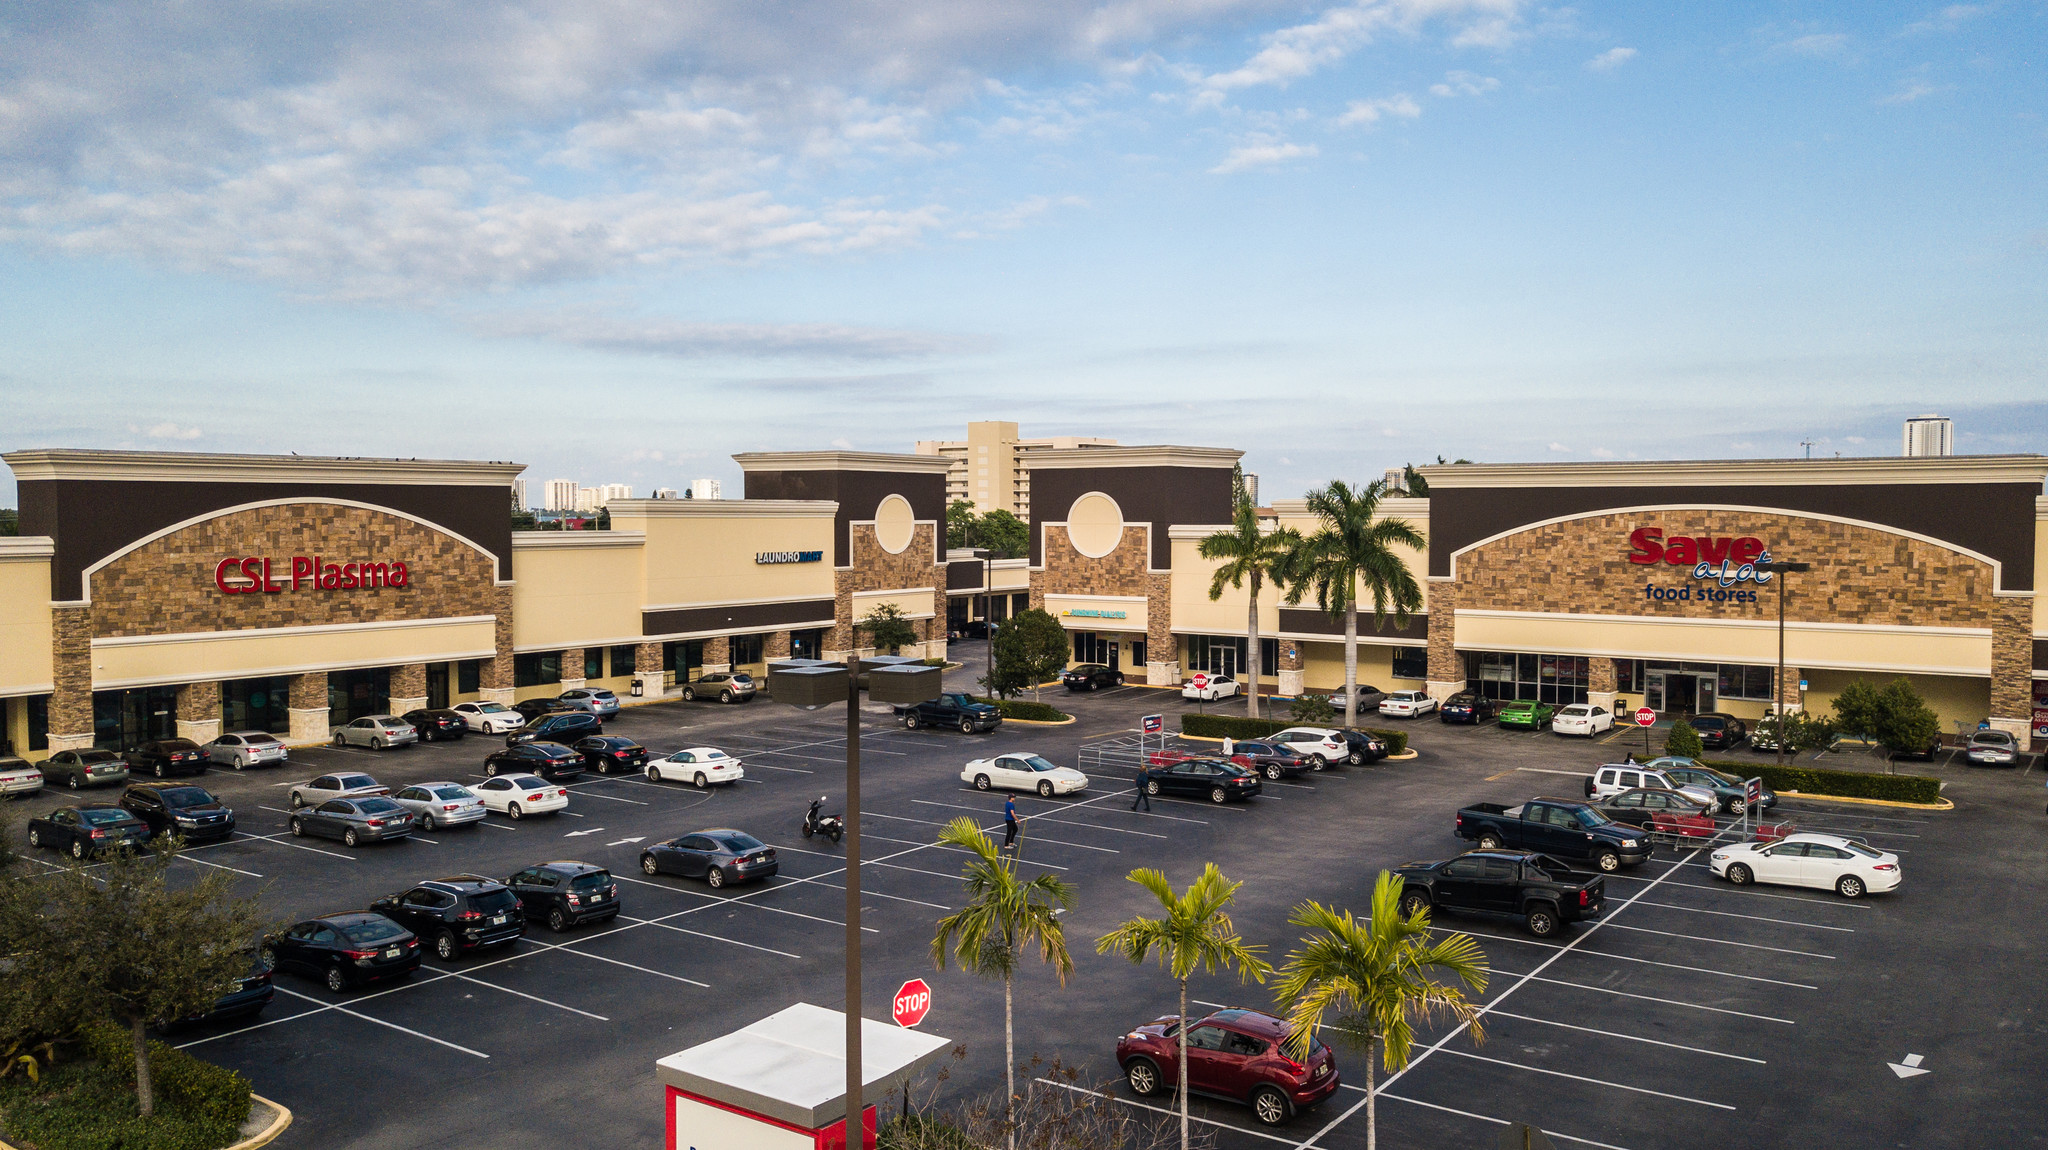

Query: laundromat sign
(213, 556), (412, 594)
(1627, 527), (1774, 605)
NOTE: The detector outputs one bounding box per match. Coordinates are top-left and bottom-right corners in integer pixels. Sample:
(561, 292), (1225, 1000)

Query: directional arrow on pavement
(563, 828), (606, 837)
(1888, 1053), (1929, 1079)
(606, 837), (646, 846)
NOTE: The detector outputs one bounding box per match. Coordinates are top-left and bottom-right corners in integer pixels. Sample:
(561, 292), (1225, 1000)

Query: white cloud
(1337, 94), (1422, 126)
(830, 437), (856, 450)
(1588, 446), (1616, 458)
(1429, 70), (1501, 98)
(468, 311), (985, 360)
(1585, 47), (1636, 71)
(1904, 5), (1984, 35)
(1879, 80), (1946, 105)
(132, 422), (203, 440)
(1381, 427), (1401, 438)
(1547, 442), (1571, 453)
(1209, 138), (1319, 174)
(1844, 436), (1866, 444)
(1771, 30), (1852, 58)
(1202, 0), (1527, 93)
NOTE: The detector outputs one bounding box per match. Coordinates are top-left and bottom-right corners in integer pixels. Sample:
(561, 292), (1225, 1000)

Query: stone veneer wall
(1425, 580), (1460, 690)
(834, 523), (944, 658)
(1030, 525), (1177, 683)
(1990, 596), (2033, 721)
(48, 605), (93, 746)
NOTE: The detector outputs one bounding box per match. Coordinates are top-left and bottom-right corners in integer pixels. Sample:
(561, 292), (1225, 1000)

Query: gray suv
(556, 688), (621, 717)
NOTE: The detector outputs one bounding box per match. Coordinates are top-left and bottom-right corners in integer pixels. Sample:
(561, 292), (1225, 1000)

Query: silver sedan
(332, 715), (419, 750)
(391, 782), (488, 830)
(204, 730), (289, 770)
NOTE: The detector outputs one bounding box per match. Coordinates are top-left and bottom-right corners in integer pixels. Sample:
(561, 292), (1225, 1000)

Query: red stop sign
(1635, 708), (1657, 727)
(893, 979), (932, 1028)
(1192, 673), (1209, 690)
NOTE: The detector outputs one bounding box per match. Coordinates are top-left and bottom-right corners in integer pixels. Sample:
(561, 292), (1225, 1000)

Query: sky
(1, 1), (2044, 505)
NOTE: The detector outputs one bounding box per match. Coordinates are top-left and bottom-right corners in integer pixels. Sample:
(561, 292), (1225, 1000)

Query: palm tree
(1271, 872), (1490, 1150)
(1095, 864), (1273, 1150)
(1284, 478), (1426, 729)
(930, 816), (1077, 1150)
(1198, 465), (1301, 719)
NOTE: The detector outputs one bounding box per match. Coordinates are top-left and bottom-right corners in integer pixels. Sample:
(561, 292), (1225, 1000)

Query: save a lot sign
(1627, 526), (1775, 606)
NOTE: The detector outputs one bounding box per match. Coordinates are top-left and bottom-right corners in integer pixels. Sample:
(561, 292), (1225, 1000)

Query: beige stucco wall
(850, 588), (938, 621)
(0, 552), (53, 696)
(89, 617), (498, 691)
(1802, 668), (1991, 733)
(614, 509), (835, 613)
(511, 538), (646, 650)
(1299, 640), (1422, 693)
(1455, 610), (1992, 679)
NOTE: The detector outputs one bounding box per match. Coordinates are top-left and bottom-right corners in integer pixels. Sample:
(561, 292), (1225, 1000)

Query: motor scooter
(802, 796), (844, 844)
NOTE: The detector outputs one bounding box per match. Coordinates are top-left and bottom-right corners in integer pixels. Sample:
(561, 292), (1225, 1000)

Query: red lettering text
(340, 563), (357, 589)
(1699, 536), (1731, 565)
(390, 562), (409, 588)
(365, 562), (389, 588)
(1732, 537), (1763, 563)
(291, 555), (314, 589)
(214, 558), (245, 594)
(1627, 527), (1664, 565)
(1663, 536), (1696, 565)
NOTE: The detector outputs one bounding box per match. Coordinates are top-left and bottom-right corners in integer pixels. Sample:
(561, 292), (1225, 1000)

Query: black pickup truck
(897, 692), (1002, 733)
(1394, 850), (1605, 937)
(1454, 796), (1653, 873)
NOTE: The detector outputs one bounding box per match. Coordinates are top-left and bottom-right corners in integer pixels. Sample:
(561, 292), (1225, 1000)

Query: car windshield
(1574, 808), (1614, 829)
(80, 809), (133, 826)
(509, 776), (548, 789)
(79, 751), (121, 764)
(467, 890), (519, 914)
(591, 690), (617, 698)
(430, 786), (473, 800)
(1842, 840), (1883, 858)
(1976, 732), (2015, 746)
(1021, 756), (1060, 773)
(158, 787), (213, 808)
(337, 775), (376, 788)
(1561, 706), (1587, 716)
(477, 703), (510, 713)
(569, 871), (613, 891)
(1688, 766), (1738, 785)
(701, 750), (729, 760)
(727, 675), (752, 685)
(356, 798), (403, 815)
(717, 833), (766, 852)
(340, 919), (408, 945)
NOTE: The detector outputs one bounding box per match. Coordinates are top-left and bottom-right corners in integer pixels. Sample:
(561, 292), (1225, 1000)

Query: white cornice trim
(511, 531), (647, 550)
(0, 537), (55, 559)
(4, 449), (524, 486)
(1456, 607), (1994, 639)
(2037, 494), (2048, 520)
(1045, 593), (1150, 603)
(1419, 455), (2048, 489)
(1021, 445), (1242, 470)
(642, 594), (836, 613)
(641, 620), (836, 643)
(90, 614), (499, 649)
(1167, 524), (1236, 540)
(1270, 631), (1419, 649)
(511, 635), (656, 653)
(851, 586), (938, 599)
(732, 451), (956, 475)
(93, 648), (500, 692)
(1267, 497), (1429, 517)
(608, 499), (837, 518)
(0, 684), (55, 697)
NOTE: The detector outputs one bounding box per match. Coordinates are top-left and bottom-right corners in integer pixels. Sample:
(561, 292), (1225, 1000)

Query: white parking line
(954, 788), (1214, 823)
(1436, 1048), (1735, 1109)
(1379, 1093), (1637, 1150)
(1483, 1009), (1766, 1063)
(616, 916), (802, 959)
(769, 842), (961, 882)
(232, 831), (358, 861)
(536, 944), (713, 986)
(1621, 875), (1872, 909)
(273, 986), (490, 1059)
(863, 811), (1121, 853)
(1481, 971), (1797, 1024)
(407, 835), (439, 845)
(799, 879), (952, 911)
(612, 873), (882, 933)
(1601, 922), (1835, 959)
(1629, 900), (1854, 932)
(450, 973), (609, 1021)
(556, 788), (649, 805)
(477, 821), (516, 831)
(174, 853), (264, 878)
(910, 799), (1168, 839)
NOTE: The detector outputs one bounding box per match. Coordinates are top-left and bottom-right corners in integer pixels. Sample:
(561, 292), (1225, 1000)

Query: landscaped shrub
(1663, 718), (1704, 759)
(1702, 760), (1942, 804)
(0, 1022), (252, 1150)
(972, 697), (1070, 723)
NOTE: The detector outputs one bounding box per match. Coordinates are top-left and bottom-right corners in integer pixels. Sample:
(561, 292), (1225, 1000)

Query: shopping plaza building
(2, 445), (2045, 759)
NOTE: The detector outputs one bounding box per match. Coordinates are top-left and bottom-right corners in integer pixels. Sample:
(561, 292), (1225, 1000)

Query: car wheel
(959, 717), (974, 733)
(706, 867), (726, 889)
(343, 828), (360, 847)
(641, 855), (659, 876)
(25, 828), (39, 849)
(974, 774), (992, 791)
(1347, 751), (1362, 766)
(1250, 1086), (1291, 1127)
(1525, 905), (1560, 937)
(1726, 863), (1753, 886)
(233, 758), (246, 771)
(1210, 787), (1228, 803)
(1477, 832), (1503, 850)
(65, 775), (80, 790)
(646, 766), (661, 783)
(420, 813), (437, 831)
(1263, 763), (1282, 780)
(508, 803), (523, 820)
(694, 772), (708, 789)
(904, 714), (920, 730)
(681, 687), (695, 701)
(802, 821), (815, 838)
(153, 763), (166, 778)
(1398, 891), (1430, 918)
(1836, 875), (1866, 899)
(548, 907), (570, 933)
(720, 690), (734, 703)
(290, 818), (305, 837)
(1594, 850), (1620, 873)
(1727, 798), (1747, 816)
(1125, 1058), (1161, 1097)
(828, 826), (843, 844)
(371, 737), (384, 750)
(435, 932), (457, 961)
(485, 762), (499, 777)
(1038, 780), (1055, 798)
(70, 838), (86, 859)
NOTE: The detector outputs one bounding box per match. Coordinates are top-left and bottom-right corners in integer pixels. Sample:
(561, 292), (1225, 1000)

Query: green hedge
(972, 698), (1070, 722)
(0, 1022), (252, 1150)
(1178, 714), (1408, 756)
(1702, 759), (1942, 804)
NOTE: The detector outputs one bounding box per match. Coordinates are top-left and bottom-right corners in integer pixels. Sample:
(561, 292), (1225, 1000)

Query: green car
(1496, 700), (1558, 730)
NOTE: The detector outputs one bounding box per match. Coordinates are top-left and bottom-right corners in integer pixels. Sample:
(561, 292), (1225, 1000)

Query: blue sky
(2, 1), (2043, 504)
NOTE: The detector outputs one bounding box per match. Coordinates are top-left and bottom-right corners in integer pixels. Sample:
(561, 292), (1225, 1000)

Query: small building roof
(654, 1003), (952, 1129)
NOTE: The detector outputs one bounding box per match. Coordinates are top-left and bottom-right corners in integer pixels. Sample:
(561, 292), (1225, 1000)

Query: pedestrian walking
(1003, 795), (1019, 852)
(1131, 769), (1152, 811)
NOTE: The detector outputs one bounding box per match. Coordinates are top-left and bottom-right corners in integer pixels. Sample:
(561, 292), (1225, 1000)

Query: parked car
(573, 735), (650, 774)
(640, 830), (778, 888)
(290, 772), (389, 809)
(1137, 757), (1263, 804)
(1116, 1007), (1339, 1127)
(1454, 797), (1653, 872)
(1887, 734), (1947, 762)
(512, 698), (561, 722)
(1584, 764), (1718, 809)
(1647, 759), (1779, 815)
(391, 782), (488, 830)
(647, 747), (744, 788)
(39, 748), (130, 789)
(1711, 832), (1901, 899)
(1324, 685), (1388, 715)
(1438, 692), (1494, 724)
(451, 701), (525, 734)
(506, 711), (602, 746)
(473, 774), (568, 819)
(1551, 704), (1614, 737)
(1593, 788), (1717, 840)
(1061, 664), (1124, 691)
(1325, 728), (1389, 765)
(1965, 729), (2020, 767)
(1689, 713), (1749, 751)
(369, 876), (526, 961)
(26, 804), (151, 859)
(556, 687), (623, 716)
(1495, 700), (1556, 731)
(1181, 674), (1240, 702)
(332, 715), (419, 751)
(127, 738), (208, 779)
(506, 861), (621, 932)
(290, 797), (415, 846)
(1226, 741), (1313, 781)
(899, 692), (1002, 733)
(1378, 690), (1437, 718)
(400, 709), (468, 742)
(682, 673), (756, 704)
(1264, 728), (1350, 768)
(201, 731), (288, 770)
(1393, 849), (1605, 938)
(484, 741), (584, 782)
(168, 952), (275, 1028)
(264, 913), (421, 992)
(961, 752), (1089, 796)
(119, 783), (236, 842)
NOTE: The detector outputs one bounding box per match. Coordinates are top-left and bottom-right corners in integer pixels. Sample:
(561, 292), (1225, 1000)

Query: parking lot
(29, 660), (2047, 1150)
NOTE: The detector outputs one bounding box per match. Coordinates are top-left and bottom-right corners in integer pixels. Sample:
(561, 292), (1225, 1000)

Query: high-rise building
(545, 478), (579, 511)
(652, 487), (679, 499)
(913, 421), (1119, 515)
(1903, 415), (1954, 457)
(689, 478), (722, 500)
(511, 477), (527, 509)
(1242, 473), (1260, 507)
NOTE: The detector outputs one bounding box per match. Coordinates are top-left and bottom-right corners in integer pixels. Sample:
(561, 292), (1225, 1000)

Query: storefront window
(1717, 665), (1775, 700)
(27, 695), (49, 752)
(328, 668), (391, 723)
(221, 677), (290, 734)
(458, 659), (481, 695)
(608, 646), (637, 677)
(93, 687), (179, 752)
(790, 629), (824, 660)
(732, 635), (764, 666)
(1462, 651), (1587, 705)
(584, 650), (604, 680)
(1391, 647), (1428, 680)
(1073, 631), (1108, 664)
(514, 652), (562, 688)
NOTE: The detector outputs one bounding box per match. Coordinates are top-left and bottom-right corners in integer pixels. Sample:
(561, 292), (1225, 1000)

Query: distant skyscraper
(1903, 415), (1953, 457)
(690, 478), (722, 500)
(652, 487), (678, 499)
(598, 482), (633, 503)
(1242, 473), (1259, 507)
(545, 478), (579, 511)
(511, 477), (527, 509)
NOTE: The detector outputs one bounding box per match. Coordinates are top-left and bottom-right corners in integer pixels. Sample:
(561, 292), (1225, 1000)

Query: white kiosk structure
(657, 1003), (952, 1150)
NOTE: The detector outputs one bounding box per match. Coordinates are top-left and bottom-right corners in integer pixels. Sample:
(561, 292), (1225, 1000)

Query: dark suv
(1116, 1007), (1340, 1127)
(369, 876), (527, 961)
(506, 711), (602, 747)
(127, 739), (208, 779)
(484, 742), (583, 781)
(506, 861), (621, 932)
(119, 783), (236, 842)
(1688, 713), (1748, 751)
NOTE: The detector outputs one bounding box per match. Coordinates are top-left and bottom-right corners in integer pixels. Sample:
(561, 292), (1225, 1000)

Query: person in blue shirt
(1003, 796), (1019, 852)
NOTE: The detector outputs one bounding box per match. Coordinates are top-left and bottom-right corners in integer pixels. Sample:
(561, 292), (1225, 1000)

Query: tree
(1197, 465), (1301, 720)
(859, 603), (920, 655)
(1664, 717), (1704, 760)
(930, 817), (1077, 1150)
(991, 608), (1068, 703)
(947, 499), (982, 551)
(1831, 677), (1941, 764)
(1289, 693), (1336, 726)
(1284, 480), (1426, 729)
(1271, 874), (1489, 1150)
(1095, 865), (1272, 1150)
(0, 841), (271, 1116)
(976, 510), (1028, 560)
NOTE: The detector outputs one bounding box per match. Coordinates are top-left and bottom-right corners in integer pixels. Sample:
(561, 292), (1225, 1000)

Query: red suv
(1116, 1007), (1339, 1126)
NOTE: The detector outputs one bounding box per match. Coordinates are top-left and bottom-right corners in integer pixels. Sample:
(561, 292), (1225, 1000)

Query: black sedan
(165, 951), (274, 1030)
(1136, 758), (1264, 804)
(485, 742), (584, 782)
(1332, 728), (1388, 764)
(126, 739), (209, 779)
(640, 829), (778, 888)
(118, 783), (235, 842)
(1690, 713), (1749, 751)
(1438, 693), (1494, 724)
(512, 698), (560, 722)
(573, 736), (649, 775)
(27, 805), (151, 859)
(40, 749), (131, 790)
(1062, 663), (1125, 691)
(265, 913), (421, 993)
(1227, 741), (1312, 780)
(289, 797), (415, 846)
(401, 709), (469, 742)
(506, 711), (602, 746)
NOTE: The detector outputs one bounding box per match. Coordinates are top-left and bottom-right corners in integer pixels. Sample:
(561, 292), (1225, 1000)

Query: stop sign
(1192, 673), (1209, 690)
(892, 979), (932, 1028)
(1635, 708), (1657, 727)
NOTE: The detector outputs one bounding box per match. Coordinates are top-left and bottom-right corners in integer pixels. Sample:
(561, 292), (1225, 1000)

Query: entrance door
(1664, 674), (1697, 715)
(426, 663), (450, 710)
(1132, 639), (1146, 668)
(1107, 642), (1120, 673)
(1645, 672), (1665, 713)
(1696, 674), (1717, 714)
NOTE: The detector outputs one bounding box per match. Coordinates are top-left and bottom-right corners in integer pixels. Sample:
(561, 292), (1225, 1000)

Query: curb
(0, 1093), (292, 1150)
(1776, 790), (1954, 811)
(997, 715), (1077, 727)
(1381, 750), (1420, 761)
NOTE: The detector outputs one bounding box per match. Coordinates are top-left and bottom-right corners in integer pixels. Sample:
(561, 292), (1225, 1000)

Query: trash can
(630, 676), (645, 698)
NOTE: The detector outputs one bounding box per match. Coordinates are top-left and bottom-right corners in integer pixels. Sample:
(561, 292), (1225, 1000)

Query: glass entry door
(1645, 671), (1666, 713)
(1696, 675), (1717, 714)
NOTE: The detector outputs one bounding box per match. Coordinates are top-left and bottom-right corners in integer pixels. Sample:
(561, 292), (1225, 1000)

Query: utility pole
(1757, 560), (1811, 767)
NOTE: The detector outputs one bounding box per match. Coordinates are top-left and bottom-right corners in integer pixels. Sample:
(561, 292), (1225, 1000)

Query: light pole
(1756, 560), (1810, 769)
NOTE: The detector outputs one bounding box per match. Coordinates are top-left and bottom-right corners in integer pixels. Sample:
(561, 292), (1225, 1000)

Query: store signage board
(1142, 715), (1163, 734)
(1060, 609), (1128, 620)
(214, 556), (410, 594)
(756, 551), (824, 564)
(1627, 525), (1778, 603)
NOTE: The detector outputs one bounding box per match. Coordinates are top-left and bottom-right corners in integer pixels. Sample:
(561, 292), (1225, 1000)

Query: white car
(203, 730), (288, 769)
(1267, 727), (1349, 767)
(1551, 704), (1615, 737)
(1711, 832), (1901, 899)
(648, 747), (745, 789)
(962, 753), (1089, 797)
(1378, 690), (1437, 718)
(1586, 764), (1718, 809)
(290, 772), (390, 809)
(390, 781), (488, 830)
(452, 701), (525, 734)
(1181, 673), (1240, 701)
(473, 774), (569, 819)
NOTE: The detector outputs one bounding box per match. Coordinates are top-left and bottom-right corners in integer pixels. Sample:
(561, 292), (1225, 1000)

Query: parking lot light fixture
(1754, 560), (1811, 770)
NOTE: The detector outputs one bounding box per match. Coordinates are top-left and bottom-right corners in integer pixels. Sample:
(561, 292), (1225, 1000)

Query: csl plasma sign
(1627, 527), (1774, 605)
(213, 555), (412, 594)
